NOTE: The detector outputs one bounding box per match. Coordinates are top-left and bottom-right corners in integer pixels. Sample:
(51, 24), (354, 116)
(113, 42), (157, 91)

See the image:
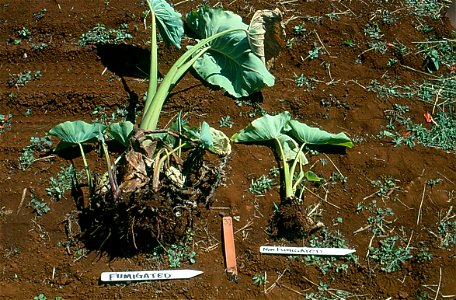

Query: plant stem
(140, 27), (246, 131)
(100, 136), (118, 197)
(78, 143), (92, 194)
(275, 138), (293, 200)
(144, 9), (158, 115)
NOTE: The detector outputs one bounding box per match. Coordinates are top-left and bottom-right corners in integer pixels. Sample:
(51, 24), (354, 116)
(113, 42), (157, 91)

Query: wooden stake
(222, 217), (237, 280)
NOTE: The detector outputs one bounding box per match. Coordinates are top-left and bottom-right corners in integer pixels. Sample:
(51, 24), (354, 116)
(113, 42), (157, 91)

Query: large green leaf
(186, 6), (275, 98)
(231, 112), (291, 143)
(287, 120), (353, 148)
(147, 0), (184, 49)
(107, 121), (134, 147)
(49, 121), (105, 151)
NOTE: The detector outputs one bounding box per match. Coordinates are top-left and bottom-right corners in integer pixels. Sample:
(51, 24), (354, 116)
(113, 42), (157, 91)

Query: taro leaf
(49, 121), (105, 151)
(248, 8), (285, 66)
(199, 121), (213, 149)
(231, 112), (291, 143)
(287, 120), (353, 148)
(186, 6), (275, 98)
(276, 134), (308, 165)
(147, 0), (184, 49)
(304, 170), (321, 182)
(209, 127), (231, 156)
(107, 121), (134, 147)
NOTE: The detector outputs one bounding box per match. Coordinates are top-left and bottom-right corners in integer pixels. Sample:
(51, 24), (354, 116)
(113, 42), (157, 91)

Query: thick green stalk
(140, 46), (210, 130)
(144, 10), (158, 115)
(289, 143), (307, 192)
(78, 143), (92, 194)
(275, 138), (293, 200)
(100, 137), (118, 195)
(140, 27), (246, 131)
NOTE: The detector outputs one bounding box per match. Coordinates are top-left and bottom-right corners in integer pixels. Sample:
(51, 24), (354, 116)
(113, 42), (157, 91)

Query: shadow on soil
(96, 44), (154, 79)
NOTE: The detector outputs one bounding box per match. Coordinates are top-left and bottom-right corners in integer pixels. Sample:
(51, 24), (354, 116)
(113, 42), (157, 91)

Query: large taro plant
(231, 112), (353, 238)
(140, 1), (282, 130)
(47, 2), (284, 252)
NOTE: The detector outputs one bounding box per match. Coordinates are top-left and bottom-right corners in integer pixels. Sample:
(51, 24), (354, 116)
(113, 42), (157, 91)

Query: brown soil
(1, 1), (455, 299)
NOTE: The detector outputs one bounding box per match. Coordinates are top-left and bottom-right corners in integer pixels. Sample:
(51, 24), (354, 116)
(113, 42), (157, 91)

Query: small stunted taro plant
(231, 112), (353, 238)
(48, 1), (285, 253)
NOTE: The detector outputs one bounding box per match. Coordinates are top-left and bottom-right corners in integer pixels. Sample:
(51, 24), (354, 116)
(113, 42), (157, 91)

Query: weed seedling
(303, 228), (358, 274)
(436, 207), (456, 249)
(78, 23), (132, 46)
(249, 175), (274, 195)
(46, 165), (79, 200)
(8, 70), (41, 87)
(343, 38), (355, 48)
(18, 27), (30, 38)
(33, 8), (47, 20)
(252, 273), (267, 286)
(308, 42), (321, 60)
(219, 115), (234, 128)
(294, 73), (316, 91)
(369, 235), (412, 272)
(363, 22), (383, 40)
(19, 136), (53, 170)
(415, 247), (432, 262)
(30, 194), (50, 216)
(426, 178), (442, 187)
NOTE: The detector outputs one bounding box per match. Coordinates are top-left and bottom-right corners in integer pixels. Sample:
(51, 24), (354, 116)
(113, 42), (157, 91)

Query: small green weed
(404, 0), (441, 19)
(342, 38), (355, 48)
(293, 23), (307, 36)
(364, 22), (383, 40)
(33, 294), (61, 300)
(294, 73), (316, 91)
(329, 171), (348, 184)
(249, 175), (274, 195)
(436, 207), (456, 249)
(158, 230), (196, 268)
(415, 247), (433, 262)
(426, 178), (442, 186)
(219, 115), (233, 128)
(30, 194), (50, 216)
(269, 166), (280, 178)
(382, 105), (456, 152)
(252, 273), (267, 286)
(163, 243), (196, 268)
(302, 228), (358, 275)
(78, 23), (132, 46)
(381, 9), (400, 24)
(7, 69), (41, 87)
(368, 41), (387, 54)
(369, 235), (413, 272)
(30, 42), (48, 50)
(304, 281), (351, 299)
(19, 136), (53, 170)
(18, 27), (30, 38)
(46, 165), (79, 200)
(92, 105), (129, 125)
(371, 176), (400, 199)
(356, 199), (396, 236)
(33, 8), (47, 20)
(307, 42), (321, 60)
